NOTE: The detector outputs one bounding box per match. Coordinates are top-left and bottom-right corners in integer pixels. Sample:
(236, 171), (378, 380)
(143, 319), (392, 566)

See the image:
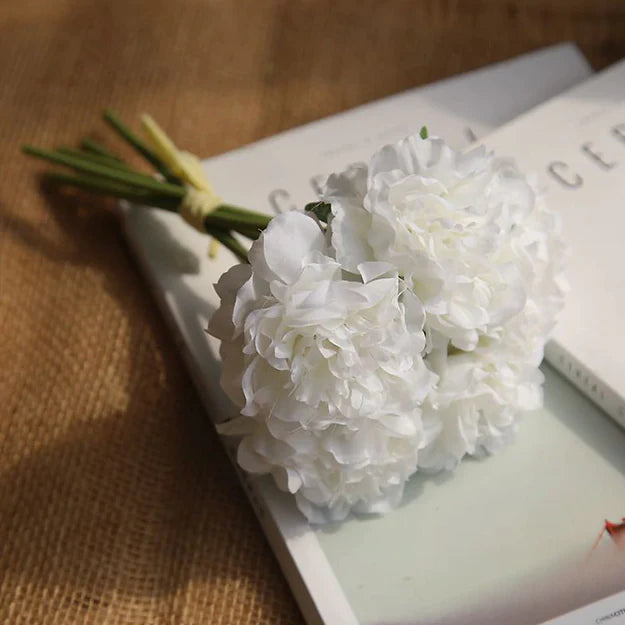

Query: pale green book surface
(317, 365), (625, 624)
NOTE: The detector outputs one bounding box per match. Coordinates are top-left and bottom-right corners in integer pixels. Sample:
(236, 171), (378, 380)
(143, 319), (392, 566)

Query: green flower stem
(217, 204), (271, 226)
(232, 225), (261, 240)
(209, 220), (261, 240)
(80, 138), (123, 161)
(24, 121), (269, 251)
(207, 228), (249, 262)
(45, 172), (250, 260)
(43, 171), (264, 238)
(56, 147), (132, 171)
(44, 172), (180, 210)
(205, 211), (270, 231)
(103, 110), (179, 183)
(22, 145), (186, 198)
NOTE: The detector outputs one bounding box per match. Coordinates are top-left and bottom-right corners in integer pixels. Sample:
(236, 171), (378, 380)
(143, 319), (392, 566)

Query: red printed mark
(593, 518), (625, 551)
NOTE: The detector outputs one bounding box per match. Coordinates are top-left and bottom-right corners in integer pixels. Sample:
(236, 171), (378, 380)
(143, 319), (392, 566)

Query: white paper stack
(120, 44), (625, 625)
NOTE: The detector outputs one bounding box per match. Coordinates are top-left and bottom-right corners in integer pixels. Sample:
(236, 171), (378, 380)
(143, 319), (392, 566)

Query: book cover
(118, 44), (625, 625)
(480, 61), (625, 430)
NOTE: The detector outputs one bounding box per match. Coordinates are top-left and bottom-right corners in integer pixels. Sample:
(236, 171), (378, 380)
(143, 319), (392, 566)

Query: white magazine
(481, 61), (625, 430)
(120, 44), (625, 625)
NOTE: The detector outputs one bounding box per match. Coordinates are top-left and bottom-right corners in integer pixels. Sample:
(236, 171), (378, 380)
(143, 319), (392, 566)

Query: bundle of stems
(22, 111), (272, 262)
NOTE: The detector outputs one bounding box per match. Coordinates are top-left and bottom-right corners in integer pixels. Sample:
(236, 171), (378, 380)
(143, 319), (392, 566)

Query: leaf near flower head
(305, 200), (332, 223)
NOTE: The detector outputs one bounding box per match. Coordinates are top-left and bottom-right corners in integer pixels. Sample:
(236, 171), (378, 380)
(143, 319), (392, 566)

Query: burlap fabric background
(1, 1), (624, 623)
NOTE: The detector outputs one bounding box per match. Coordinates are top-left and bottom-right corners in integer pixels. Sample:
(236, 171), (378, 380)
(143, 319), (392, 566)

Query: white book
(119, 44), (625, 625)
(481, 61), (625, 430)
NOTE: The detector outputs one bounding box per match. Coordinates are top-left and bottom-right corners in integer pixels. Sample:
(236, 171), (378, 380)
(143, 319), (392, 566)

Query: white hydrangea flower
(417, 186), (566, 470)
(324, 132), (566, 472)
(209, 210), (437, 523)
(495, 191), (568, 366)
(208, 131), (565, 520)
(325, 135), (544, 351)
(418, 349), (544, 472)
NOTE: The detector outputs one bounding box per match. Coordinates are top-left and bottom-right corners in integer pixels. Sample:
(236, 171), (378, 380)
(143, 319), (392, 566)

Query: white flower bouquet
(24, 116), (565, 523)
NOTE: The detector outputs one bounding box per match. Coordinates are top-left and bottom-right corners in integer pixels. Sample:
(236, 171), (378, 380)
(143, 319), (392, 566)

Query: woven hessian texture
(1, 1), (624, 623)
